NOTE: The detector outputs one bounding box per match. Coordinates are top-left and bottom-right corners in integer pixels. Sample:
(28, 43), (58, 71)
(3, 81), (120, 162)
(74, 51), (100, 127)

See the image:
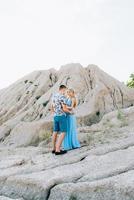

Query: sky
(0, 0), (134, 89)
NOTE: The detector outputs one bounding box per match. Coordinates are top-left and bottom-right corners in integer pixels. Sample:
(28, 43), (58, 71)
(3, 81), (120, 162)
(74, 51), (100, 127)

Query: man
(51, 85), (71, 155)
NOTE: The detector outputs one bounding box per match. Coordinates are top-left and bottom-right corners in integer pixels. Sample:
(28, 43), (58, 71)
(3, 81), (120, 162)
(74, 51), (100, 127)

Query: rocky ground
(0, 106), (134, 200)
(0, 64), (134, 199)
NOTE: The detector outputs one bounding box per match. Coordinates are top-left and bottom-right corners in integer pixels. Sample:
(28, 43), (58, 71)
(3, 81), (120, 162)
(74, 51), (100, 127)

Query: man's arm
(62, 103), (72, 113)
(63, 98), (76, 110)
(60, 95), (72, 113)
(51, 104), (54, 114)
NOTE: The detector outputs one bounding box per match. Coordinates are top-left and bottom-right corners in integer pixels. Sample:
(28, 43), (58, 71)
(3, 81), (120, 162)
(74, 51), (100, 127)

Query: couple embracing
(51, 85), (81, 155)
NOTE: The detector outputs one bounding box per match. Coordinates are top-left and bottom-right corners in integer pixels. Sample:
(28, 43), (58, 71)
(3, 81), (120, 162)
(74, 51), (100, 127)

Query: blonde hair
(68, 88), (77, 108)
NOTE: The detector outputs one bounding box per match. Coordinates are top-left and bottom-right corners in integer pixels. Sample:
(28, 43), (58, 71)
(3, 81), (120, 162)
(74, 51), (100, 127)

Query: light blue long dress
(63, 98), (81, 150)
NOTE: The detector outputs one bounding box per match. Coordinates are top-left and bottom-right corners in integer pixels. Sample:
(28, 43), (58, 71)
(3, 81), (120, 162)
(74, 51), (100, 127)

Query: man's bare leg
(52, 132), (58, 151)
(56, 132), (65, 152)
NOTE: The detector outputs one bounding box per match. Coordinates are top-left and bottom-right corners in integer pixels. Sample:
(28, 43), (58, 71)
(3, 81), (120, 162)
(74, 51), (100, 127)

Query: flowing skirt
(63, 114), (81, 150)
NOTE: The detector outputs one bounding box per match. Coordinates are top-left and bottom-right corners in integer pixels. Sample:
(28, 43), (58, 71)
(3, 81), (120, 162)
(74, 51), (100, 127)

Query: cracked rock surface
(0, 105), (133, 199)
(0, 63), (134, 199)
(0, 64), (134, 148)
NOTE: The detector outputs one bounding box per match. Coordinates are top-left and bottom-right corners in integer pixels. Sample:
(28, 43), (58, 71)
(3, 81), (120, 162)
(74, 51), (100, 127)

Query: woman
(63, 89), (81, 150)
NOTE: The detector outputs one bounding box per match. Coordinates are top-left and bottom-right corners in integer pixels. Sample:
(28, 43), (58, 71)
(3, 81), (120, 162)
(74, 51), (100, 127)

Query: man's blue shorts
(53, 115), (67, 133)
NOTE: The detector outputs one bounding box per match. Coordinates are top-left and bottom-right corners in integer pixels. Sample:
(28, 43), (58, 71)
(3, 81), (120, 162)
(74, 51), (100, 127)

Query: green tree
(127, 73), (134, 88)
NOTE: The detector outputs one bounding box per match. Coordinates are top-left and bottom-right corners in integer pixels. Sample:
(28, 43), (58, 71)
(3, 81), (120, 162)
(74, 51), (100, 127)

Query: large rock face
(0, 63), (134, 199)
(0, 63), (134, 147)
